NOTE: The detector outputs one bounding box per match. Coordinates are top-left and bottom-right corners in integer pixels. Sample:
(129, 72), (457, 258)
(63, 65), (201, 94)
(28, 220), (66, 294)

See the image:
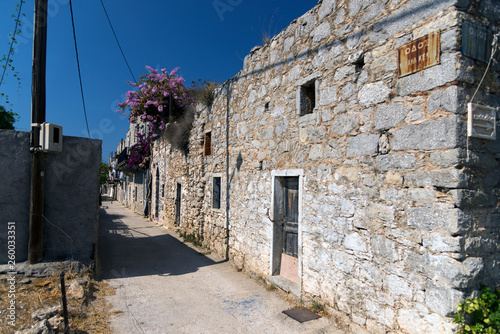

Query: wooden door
(283, 177), (299, 258)
(175, 183), (181, 226)
(155, 169), (160, 218)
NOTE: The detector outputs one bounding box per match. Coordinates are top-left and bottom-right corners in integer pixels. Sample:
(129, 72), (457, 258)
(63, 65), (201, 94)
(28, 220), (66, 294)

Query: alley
(97, 197), (344, 334)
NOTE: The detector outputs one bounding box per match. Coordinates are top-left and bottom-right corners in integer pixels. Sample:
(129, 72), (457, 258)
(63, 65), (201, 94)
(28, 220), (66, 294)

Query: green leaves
(0, 105), (19, 129)
(100, 162), (109, 185)
(454, 286), (500, 334)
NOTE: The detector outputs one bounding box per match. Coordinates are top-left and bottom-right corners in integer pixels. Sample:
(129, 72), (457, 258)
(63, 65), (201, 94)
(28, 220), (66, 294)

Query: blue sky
(0, 0), (317, 160)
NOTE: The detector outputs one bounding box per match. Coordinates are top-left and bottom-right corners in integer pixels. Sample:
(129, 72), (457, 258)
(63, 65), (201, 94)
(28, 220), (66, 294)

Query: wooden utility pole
(28, 0), (48, 264)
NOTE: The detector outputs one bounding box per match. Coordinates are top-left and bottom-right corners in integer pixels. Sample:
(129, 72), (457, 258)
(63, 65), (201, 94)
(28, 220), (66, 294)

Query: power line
(470, 32), (499, 103)
(0, 0), (24, 89)
(99, 0), (137, 83)
(69, 0), (91, 138)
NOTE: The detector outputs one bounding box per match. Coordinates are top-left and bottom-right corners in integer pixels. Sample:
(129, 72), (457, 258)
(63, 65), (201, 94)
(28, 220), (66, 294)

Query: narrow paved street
(97, 197), (344, 334)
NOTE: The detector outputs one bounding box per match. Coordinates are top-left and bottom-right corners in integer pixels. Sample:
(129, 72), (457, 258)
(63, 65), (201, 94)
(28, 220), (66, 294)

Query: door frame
(269, 169), (303, 296)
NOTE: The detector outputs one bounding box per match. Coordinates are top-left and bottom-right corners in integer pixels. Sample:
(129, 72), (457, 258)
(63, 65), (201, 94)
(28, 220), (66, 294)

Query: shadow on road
(97, 198), (221, 280)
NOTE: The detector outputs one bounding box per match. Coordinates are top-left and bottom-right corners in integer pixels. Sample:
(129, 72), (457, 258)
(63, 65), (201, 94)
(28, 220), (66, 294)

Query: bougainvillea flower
(118, 65), (192, 168)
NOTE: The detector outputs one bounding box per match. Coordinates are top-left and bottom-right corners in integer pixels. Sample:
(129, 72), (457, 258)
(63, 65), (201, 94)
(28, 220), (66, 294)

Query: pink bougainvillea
(127, 133), (155, 168)
(118, 66), (192, 168)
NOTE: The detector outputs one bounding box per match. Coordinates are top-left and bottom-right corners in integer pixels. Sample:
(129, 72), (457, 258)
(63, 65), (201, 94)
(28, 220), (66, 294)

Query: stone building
(112, 122), (150, 215)
(118, 0), (500, 332)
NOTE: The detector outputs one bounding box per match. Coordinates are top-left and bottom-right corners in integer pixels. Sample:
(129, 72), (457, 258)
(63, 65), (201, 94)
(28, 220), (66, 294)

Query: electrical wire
(0, 0), (24, 89)
(69, 0), (91, 139)
(466, 31), (499, 162)
(470, 32), (499, 104)
(99, 0), (137, 83)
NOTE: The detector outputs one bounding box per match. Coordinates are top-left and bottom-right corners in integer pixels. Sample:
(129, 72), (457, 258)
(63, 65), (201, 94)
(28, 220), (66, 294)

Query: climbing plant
(0, 0), (25, 107)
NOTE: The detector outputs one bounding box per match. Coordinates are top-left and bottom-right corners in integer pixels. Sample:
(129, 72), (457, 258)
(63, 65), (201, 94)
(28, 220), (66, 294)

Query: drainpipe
(225, 80), (231, 260)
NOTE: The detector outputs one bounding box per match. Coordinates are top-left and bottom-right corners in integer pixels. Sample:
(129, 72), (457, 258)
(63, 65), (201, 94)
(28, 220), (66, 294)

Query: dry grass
(164, 107), (195, 155)
(0, 269), (115, 333)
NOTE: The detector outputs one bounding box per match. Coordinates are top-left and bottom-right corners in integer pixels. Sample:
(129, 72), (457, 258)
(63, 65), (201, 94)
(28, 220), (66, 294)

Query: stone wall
(115, 172), (148, 214)
(0, 130), (102, 263)
(140, 0), (500, 332)
(150, 104), (229, 256)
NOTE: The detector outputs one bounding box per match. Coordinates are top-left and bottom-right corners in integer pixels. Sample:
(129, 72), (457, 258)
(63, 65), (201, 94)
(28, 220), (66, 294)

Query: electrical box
(468, 103), (497, 141)
(39, 123), (63, 152)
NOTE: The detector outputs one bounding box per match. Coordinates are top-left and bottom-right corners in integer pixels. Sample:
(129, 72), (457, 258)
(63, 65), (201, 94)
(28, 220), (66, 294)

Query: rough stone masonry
(117, 0), (500, 333)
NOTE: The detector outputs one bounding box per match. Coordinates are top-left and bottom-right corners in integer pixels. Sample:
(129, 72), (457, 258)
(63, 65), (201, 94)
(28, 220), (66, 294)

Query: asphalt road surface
(97, 197), (344, 334)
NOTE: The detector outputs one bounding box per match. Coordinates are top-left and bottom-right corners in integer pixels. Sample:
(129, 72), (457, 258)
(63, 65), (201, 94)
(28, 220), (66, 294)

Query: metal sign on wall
(397, 31), (441, 77)
(462, 21), (493, 63)
(468, 103), (497, 141)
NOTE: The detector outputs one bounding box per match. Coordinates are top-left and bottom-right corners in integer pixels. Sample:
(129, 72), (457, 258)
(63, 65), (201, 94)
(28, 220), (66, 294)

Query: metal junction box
(40, 122), (63, 152)
(468, 103), (497, 141)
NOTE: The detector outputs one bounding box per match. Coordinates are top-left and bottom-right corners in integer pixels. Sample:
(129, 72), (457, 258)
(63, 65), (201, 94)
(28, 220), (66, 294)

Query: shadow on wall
(97, 200), (223, 280)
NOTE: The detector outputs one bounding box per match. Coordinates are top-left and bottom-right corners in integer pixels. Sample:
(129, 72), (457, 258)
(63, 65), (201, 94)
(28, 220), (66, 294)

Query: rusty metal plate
(462, 21), (493, 63)
(397, 31), (441, 77)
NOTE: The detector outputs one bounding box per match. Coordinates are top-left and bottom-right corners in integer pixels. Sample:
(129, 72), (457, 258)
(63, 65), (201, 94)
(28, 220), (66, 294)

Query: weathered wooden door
(283, 177), (299, 258)
(272, 176), (299, 284)
(155, 168), (160, 218)
(175, 183), (181, 226)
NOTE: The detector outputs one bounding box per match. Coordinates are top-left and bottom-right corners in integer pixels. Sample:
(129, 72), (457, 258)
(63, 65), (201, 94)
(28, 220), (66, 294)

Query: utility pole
(28, 0), (48, 264)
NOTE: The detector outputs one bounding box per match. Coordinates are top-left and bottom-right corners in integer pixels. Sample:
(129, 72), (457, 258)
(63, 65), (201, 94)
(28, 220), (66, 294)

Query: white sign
(468, 103), (497, 140)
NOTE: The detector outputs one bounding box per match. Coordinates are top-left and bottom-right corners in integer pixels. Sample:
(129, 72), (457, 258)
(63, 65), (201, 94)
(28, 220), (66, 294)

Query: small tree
(100, 162), (109, 185)
(0, 105), (18, 130)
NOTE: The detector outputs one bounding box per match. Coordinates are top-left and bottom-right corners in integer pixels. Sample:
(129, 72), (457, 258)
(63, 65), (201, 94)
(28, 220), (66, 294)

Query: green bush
(454, 286), (500, 334)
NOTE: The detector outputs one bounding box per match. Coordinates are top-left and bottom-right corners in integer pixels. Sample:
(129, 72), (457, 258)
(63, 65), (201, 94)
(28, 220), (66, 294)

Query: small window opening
(349, 51), (365, 72)
(204, 132), (212, 156)
(213, 177), (221, 209)
(161, 184), (165, 197)
(265, 102), (270, 111)
(300, 80), (315, 116)
(354, 57), (365, 74)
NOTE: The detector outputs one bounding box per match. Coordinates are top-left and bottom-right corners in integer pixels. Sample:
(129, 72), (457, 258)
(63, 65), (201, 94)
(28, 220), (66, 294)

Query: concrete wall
(1, 130), (31, 263)
(0, 130), (102, 264)
(120, 0), (500, 332)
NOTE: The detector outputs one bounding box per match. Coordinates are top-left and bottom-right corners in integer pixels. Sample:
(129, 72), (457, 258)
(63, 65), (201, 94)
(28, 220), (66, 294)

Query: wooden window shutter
(204, 132), (212, 156)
